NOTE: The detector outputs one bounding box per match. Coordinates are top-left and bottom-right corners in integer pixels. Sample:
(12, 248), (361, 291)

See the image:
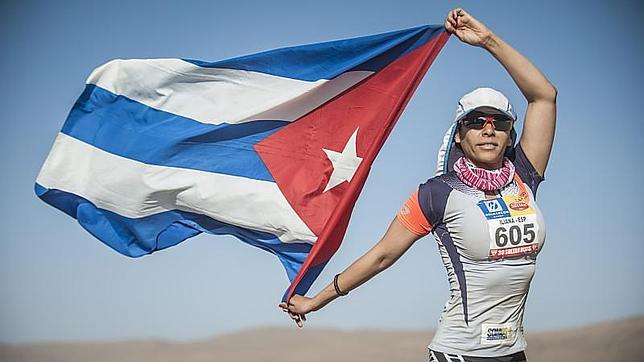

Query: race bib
(477, 195), (539, 260)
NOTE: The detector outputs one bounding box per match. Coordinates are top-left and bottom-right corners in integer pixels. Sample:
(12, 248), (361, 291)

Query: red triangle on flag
(254, 31), (449, 299)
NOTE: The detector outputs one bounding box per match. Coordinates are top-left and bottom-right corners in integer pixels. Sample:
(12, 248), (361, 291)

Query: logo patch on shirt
(481, 323), (517, 345)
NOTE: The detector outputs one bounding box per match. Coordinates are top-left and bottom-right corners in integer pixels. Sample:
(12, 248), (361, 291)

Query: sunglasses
(459, 111), (514, 131)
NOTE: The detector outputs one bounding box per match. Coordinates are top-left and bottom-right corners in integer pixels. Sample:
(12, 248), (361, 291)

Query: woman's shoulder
(420, 171), (459, 193)
(416, 173), (458, 221)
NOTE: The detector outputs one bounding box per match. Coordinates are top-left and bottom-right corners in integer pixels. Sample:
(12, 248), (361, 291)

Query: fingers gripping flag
(35, 25), (449, 301)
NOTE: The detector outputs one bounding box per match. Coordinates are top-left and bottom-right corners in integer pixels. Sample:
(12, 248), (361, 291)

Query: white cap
(454, 87), (516, 122)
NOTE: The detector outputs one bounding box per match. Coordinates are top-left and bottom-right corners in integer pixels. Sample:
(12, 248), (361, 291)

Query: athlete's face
(455, 115), (513, 170)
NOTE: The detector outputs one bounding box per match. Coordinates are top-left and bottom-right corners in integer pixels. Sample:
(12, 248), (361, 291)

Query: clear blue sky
(1, 0), (642, 343)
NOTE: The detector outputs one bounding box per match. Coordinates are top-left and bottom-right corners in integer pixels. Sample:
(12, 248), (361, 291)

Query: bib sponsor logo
(504, 195), (535, 217)
(490, 244), (539, 259)
(509, 201), (529, 211)
(477, 198), (511, 220)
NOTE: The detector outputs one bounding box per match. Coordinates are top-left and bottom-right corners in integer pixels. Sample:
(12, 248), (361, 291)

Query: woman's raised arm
(445, 8), (557, 176)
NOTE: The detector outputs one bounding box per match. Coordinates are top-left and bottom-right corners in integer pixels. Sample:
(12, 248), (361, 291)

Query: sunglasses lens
(463, 116), (487, 129)
(494, 120), (513, 131)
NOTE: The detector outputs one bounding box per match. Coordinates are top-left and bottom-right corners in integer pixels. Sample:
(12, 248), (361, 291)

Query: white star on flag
(322, 128), (363, 192)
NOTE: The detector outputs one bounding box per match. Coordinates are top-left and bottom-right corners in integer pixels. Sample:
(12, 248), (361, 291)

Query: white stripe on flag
(36, 133), (317, 244)
(88, 59), (372, 125)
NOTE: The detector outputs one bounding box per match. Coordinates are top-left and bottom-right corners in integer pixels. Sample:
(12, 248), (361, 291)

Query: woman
(280, 8), (556, 362)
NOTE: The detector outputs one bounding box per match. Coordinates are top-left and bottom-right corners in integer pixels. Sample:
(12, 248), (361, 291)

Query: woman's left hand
(279, 294), (315, 328)
(444, 8), (494, 48)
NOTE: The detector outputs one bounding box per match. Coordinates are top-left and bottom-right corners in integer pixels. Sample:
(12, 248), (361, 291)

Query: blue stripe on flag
(36, 183), (311, 279)
(61, 84), (286, 182)
(186, 25), (444, 81)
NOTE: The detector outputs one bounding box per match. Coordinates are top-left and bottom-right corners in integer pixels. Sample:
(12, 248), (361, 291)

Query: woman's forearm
(308, 219), (418, 311)
(483, 33), (557, 103)
(310, 245), (395, 311)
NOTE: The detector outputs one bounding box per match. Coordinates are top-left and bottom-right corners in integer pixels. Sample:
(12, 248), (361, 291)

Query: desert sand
(1, 317), (642, 362)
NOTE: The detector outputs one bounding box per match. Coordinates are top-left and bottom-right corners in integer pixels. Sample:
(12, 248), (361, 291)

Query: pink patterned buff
(453, 156), (515, 191)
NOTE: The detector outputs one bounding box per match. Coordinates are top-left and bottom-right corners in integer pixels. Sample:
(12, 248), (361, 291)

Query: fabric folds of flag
(35, 25), (449, 301)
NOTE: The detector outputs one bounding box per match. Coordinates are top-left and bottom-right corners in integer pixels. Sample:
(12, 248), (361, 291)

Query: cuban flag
(35, 25), (449, 301)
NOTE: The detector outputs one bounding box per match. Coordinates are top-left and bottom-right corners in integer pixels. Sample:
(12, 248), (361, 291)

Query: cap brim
(455, 106), (516, 122)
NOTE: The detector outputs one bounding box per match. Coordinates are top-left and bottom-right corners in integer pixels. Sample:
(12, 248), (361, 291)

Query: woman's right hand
(444, 8), (494, 49)
(279, 294), (316, 328)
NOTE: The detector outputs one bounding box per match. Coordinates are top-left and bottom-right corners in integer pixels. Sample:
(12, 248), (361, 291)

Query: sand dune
(1, 317), (643, 362)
